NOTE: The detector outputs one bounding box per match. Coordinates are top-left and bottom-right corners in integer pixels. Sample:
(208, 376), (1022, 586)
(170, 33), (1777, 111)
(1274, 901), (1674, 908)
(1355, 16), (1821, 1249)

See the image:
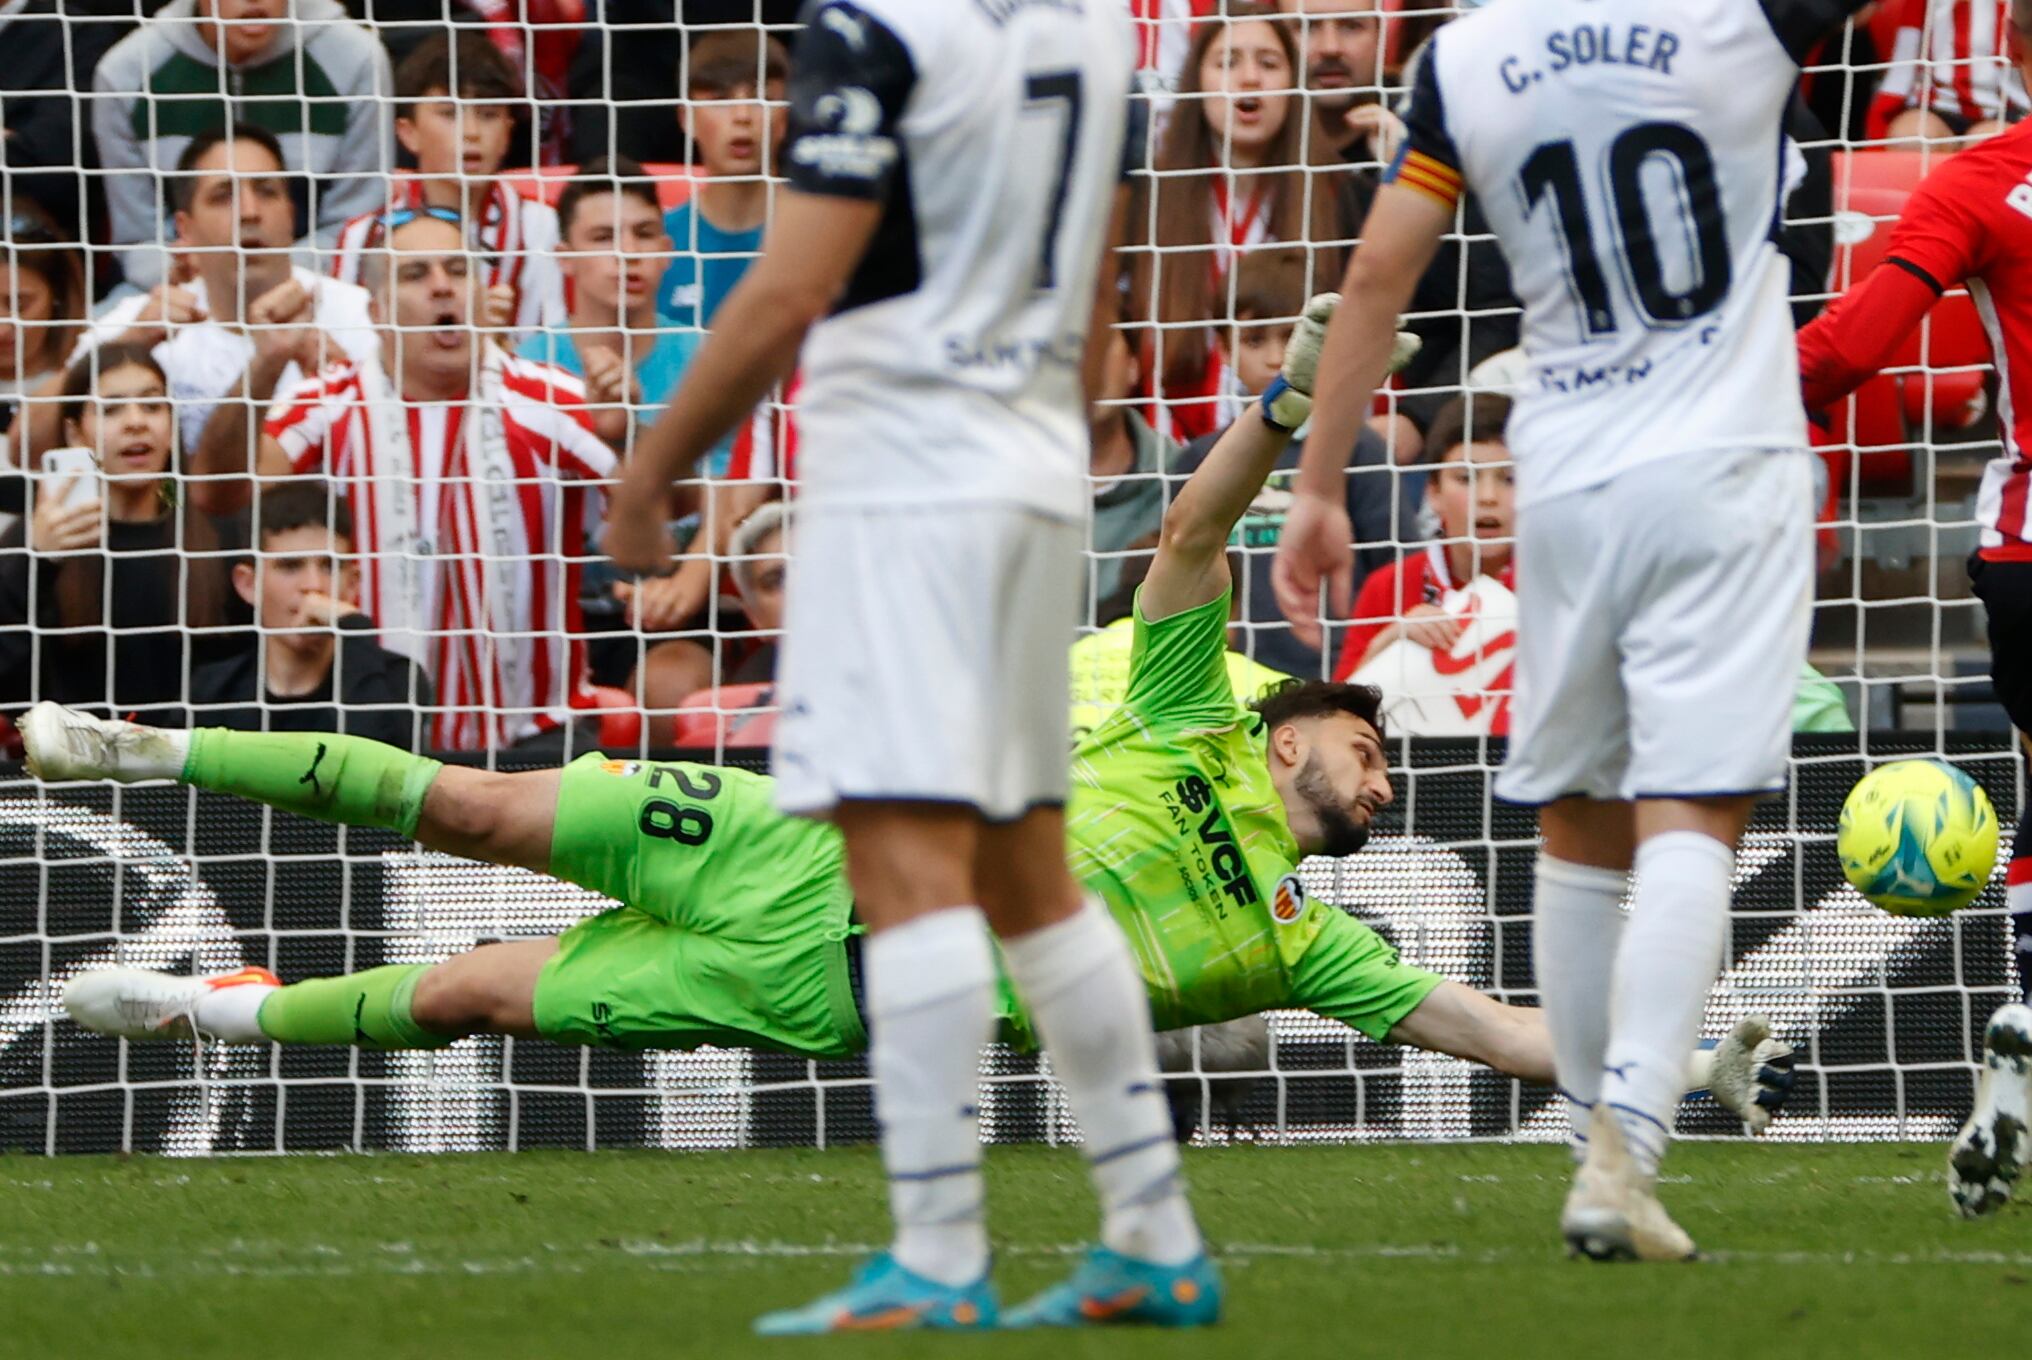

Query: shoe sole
(1949, 1006), (2032, 1219)
(1561, 1201), (1698, 1264)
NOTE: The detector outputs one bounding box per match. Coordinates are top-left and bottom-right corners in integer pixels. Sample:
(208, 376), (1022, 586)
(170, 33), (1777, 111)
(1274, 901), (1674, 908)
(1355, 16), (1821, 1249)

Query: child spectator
(1332, 392), (1515, 682)
(187, 481), (429, 747)
(723, 497), (788, 686)
(330, 30), (564, 343)
(0, 342), (234, 718)
(1129, 1), (1352, 443)
(48, 127), (380, 516)
(92, 0), (393, 290)
(1174, 254), (1417, 677)
(518, 157), (700, 450)
(1869, 0), (2026, 144)
(656, 27), (788, 335)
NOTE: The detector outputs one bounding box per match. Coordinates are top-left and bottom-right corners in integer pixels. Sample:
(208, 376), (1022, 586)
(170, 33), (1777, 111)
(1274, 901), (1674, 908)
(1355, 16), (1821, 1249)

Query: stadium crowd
(0, 0), (1997, 755)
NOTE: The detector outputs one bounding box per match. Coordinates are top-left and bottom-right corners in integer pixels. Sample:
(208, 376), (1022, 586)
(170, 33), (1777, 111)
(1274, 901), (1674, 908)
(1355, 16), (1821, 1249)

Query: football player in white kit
(1273, 0), (1870, 1260)
(606, 0), (1215, 1334)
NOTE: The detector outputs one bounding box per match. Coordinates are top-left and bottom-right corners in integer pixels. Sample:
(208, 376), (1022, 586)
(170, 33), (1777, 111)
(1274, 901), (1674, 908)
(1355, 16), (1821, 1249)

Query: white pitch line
(5, 1239), (2032, 1280)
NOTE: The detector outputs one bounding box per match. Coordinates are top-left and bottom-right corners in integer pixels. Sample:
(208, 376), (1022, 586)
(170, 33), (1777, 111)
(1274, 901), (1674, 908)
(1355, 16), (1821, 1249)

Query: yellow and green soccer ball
(1837, 759), (1999, 917)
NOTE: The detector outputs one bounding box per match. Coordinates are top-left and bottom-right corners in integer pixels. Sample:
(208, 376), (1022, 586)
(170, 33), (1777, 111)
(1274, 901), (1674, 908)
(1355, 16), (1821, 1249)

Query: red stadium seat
(1813, 150), (1995, 500)
(1830, 150), (1989, 429)
(669, 684), (779, 750)
(500, 163), (698, 210)
(582, 684), (644, 749)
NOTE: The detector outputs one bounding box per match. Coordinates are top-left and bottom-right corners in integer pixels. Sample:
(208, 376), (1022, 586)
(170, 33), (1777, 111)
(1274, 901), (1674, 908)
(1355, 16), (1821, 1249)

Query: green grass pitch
(3, 1142), (2026, 1359)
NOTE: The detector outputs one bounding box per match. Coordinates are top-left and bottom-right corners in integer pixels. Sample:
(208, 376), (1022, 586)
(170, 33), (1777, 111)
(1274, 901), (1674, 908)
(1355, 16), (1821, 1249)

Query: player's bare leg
(753, 800), (1001, 1334)
(978, 808), (1218, 1329)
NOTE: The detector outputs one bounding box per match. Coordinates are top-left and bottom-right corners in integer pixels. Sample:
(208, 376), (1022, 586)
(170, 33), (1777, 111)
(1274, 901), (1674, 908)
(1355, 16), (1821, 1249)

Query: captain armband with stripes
(1387, 146), (1465, 210)
(1384, 35), (1465, 211)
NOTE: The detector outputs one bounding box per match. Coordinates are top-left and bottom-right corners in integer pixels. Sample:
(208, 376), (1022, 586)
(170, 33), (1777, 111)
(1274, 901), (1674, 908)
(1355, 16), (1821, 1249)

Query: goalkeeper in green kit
(36, 296), (1792, 1135)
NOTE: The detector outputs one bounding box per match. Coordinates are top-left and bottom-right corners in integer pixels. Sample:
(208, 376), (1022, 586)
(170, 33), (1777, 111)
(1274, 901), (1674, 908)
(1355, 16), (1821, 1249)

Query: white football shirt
(781, 0), (1137, 521)
(1391, 0), (1867, 506)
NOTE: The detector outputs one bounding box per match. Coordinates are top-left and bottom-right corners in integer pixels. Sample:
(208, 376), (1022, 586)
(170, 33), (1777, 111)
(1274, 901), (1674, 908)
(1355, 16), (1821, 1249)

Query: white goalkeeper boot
(20, 701), (189, 783)
(1561, 1104), (1697, 1263)
(1948, 1002), (2032, 1218)
(64, 967), (280, 1042)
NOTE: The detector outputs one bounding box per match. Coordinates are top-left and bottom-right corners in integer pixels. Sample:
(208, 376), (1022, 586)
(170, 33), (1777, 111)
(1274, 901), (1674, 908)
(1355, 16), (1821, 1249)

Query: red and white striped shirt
(330, 180), (568, 342)
(265, 346), (619, 749)
(727, 372), (804, 488)
(1868, 0), (2029, 136)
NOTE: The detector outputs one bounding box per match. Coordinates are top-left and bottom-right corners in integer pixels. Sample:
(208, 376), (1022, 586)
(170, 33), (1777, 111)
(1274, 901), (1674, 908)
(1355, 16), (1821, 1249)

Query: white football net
(0, 2), (2019, 1154)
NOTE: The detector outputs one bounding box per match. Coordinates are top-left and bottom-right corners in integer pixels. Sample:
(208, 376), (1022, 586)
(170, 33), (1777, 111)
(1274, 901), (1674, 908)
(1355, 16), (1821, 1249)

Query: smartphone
(39, 447), (100, 512)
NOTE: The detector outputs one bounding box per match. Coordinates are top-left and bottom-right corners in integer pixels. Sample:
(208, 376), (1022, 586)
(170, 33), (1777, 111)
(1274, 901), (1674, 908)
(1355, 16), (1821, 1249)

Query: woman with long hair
(0, 341), (234, 717)
(1129, 3), (1354, 441)
(0, 211), (86, 463)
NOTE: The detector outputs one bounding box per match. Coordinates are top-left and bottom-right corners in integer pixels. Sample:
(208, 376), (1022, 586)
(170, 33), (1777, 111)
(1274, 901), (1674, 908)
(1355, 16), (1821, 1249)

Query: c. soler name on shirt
(943, 327), (1085, 374)
(1499, 22), (1680, 95)
(1161, 773), (1260, 919)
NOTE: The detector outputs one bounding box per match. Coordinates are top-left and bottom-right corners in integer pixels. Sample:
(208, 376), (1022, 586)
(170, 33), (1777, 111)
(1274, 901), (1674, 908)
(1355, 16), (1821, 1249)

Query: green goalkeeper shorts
(532, 755), (867, 1059)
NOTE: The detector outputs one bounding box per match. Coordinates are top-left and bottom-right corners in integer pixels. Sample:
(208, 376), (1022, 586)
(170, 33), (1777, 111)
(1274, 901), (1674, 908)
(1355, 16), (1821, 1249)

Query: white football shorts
(771, 501), (1083, 821)
(1494, 447), (1814, 806)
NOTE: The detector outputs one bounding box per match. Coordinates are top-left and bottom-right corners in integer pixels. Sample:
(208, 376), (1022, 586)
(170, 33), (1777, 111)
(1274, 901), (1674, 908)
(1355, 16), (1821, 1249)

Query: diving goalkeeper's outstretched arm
(1139, 294), (1419, 623)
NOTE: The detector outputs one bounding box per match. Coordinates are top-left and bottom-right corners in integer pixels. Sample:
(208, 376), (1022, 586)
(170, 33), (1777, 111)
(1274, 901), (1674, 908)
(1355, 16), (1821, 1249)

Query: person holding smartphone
(0, 340), (234, 719)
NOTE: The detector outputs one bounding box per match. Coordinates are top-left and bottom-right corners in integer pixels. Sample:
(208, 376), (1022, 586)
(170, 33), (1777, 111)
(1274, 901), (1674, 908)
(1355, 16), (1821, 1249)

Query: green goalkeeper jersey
(1061, 590), (1331, 1033)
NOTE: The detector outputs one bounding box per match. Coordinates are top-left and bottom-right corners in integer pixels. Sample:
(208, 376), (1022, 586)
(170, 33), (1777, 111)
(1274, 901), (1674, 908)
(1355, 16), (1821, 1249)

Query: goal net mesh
(0, 1), (2018, 1154)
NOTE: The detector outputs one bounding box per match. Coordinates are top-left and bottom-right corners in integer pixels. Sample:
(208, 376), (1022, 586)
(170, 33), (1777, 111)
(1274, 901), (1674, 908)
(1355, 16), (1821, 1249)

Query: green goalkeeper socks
(256, 964), (452, 1050)
(182, 729), (443, 839)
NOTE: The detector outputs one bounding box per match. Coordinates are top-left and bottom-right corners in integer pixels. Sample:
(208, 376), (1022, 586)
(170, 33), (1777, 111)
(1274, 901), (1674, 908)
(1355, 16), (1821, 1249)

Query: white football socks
(1532, 856), (1629, 1155)
(863, 907), (997, 1287)
(194, 981), (277, 1043)
(1001, 896), (1202, 1267)
(1601, 831), (1734, 1177)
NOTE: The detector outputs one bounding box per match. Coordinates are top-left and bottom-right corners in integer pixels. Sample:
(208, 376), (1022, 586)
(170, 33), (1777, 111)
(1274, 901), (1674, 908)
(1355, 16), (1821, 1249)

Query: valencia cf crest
(1271, 873), (1306, 924)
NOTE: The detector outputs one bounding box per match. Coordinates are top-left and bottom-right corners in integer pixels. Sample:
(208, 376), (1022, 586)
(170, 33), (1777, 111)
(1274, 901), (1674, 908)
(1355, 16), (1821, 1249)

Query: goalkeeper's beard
(1294, 755), (1370, 858)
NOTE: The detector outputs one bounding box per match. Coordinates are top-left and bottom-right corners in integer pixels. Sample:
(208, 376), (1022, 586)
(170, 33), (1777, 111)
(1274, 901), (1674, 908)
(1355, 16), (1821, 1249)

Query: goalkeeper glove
(1258, 291), (1423, 433)
(1702, 1014), (1797, 1134)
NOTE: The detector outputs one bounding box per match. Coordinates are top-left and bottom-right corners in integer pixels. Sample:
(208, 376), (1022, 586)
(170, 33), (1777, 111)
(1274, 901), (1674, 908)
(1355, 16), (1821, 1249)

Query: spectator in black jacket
(0, 341), (235, 719)
(0, 1), (127, 239)
(187, 481), (429, 748)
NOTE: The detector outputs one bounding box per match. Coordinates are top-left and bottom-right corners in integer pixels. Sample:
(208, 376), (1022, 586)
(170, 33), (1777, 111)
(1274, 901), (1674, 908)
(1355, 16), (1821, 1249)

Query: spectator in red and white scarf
(1127, 3), (1355, 444)
(259, 209), (616, 753)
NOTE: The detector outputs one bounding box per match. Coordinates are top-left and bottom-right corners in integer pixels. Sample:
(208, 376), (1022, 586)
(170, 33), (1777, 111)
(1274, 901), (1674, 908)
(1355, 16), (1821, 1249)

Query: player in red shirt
(1794, 0), (2032, 1213)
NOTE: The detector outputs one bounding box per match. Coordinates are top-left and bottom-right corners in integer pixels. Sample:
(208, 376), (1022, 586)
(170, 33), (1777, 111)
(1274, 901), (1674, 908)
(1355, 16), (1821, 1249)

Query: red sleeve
(1796, 260), (1944, 411)
(1798, 163), (1988, 412)
(1881, 164), (1990, 289)
(1332, 563), (1410, 682)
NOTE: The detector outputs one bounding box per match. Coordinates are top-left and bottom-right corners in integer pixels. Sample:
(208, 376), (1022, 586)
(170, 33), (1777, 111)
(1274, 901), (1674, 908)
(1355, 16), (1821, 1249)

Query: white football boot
(1561, 1104), (1698, 1262)
(1948, 1002), (2032, 1218)
(1704, 1015), (1797, 1133)
(21, 701), (188, 784)
(63, 967), (280, 1041)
